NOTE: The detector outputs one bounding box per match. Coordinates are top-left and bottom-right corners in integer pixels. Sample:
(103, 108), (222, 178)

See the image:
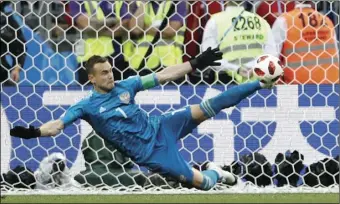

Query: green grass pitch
(1, 193), (338, 203)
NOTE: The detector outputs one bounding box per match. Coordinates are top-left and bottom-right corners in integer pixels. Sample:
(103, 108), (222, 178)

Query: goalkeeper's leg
(142, 141), (236, 190)
(192, 80), (265, 124)
(152, 80), (270, 189)
(187, 80), (268, 189)
(191, 163), (237, 190)
(161, 80), (267, 142)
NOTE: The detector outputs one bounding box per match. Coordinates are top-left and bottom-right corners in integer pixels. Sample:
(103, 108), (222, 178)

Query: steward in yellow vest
(71, 1), (130, 83)
(202, 1), (274, 84)
(127, 1), (187, 71)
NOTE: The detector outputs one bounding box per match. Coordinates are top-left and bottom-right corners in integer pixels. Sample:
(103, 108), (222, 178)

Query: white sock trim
(207, 162), (223, 178)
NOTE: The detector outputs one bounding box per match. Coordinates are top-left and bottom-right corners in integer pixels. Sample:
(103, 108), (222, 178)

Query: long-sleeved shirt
(201, 6), (277, 72)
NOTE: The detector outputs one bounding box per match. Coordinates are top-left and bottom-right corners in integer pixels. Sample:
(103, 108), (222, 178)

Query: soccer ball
(253, 54), (284, 83)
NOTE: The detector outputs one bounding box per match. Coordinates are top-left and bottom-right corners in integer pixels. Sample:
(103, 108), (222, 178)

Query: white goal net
(1, 0), (339, 195)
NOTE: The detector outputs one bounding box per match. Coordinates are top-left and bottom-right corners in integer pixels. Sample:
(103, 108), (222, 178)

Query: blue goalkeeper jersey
(60, 75), (160, 163)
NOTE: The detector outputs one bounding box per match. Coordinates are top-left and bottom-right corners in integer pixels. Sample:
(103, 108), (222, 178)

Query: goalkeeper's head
(85, 55), (115, 93)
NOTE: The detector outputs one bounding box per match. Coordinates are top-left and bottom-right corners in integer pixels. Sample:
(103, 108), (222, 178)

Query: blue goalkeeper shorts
(141, 106), (199, 184)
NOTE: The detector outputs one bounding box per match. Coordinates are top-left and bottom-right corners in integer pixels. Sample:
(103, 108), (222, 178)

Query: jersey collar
(92, 87), (112, 96)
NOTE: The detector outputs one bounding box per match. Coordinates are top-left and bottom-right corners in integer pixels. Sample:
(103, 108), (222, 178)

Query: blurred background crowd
(1, 0), (339, 87)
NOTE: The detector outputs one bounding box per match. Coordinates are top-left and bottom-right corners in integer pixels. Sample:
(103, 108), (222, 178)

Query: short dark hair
(85, 55), (108, 74)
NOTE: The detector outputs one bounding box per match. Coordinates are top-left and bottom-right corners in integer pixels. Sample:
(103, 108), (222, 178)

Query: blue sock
(200, 80), (261, 118)
(200, 170), (219, 190)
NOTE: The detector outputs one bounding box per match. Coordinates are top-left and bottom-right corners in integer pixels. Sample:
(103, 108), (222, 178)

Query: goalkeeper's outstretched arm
(10, 100), (84, 139)
(39, 120), (64, 136)
(10, 119), (64, 139)
(156, 47), (222, 84)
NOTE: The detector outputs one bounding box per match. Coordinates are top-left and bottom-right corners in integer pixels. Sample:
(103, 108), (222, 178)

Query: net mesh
(1, 1), (339, 194)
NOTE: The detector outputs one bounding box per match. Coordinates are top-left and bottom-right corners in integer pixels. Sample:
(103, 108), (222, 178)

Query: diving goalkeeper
(10, 48), (277, 190)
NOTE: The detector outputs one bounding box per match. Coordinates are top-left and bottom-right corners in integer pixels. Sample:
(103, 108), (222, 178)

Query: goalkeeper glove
(10, 126), (41, 139)
(189, 47), (223, 71)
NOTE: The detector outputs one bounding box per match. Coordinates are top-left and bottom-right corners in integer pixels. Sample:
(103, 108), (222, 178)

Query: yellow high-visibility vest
(114, 1), (134, 63)
(128, 1), (186, 70)
(212, 7), (270, 83)
(77, 1), (118, 63)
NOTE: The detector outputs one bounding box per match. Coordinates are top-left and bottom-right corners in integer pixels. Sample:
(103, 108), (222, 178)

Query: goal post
(1, 0), (339, 194)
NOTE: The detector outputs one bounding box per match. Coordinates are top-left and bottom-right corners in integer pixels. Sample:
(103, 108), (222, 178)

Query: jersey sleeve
(122, 73), (160, 94)
(60, 100), (85, 127)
